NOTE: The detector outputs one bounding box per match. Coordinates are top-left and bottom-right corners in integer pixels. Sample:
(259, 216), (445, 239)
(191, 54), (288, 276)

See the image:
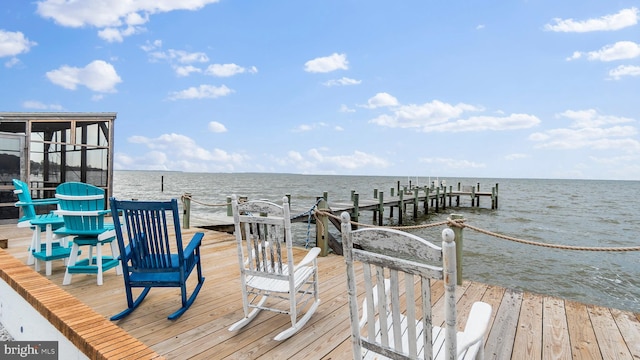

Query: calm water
(113, 171), (640, 313)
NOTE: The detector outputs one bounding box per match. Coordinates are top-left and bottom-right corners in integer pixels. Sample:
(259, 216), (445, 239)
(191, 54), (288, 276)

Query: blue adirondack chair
(12, 179), (70, 275)
(109, 198), (205, 320)
(54, 182), (122, 286)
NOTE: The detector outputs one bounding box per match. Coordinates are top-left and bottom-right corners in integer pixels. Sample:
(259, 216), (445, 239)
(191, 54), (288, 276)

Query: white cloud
(306, 148), (389, 170)
(323, 77), (361, 87)
(141, 43), (212, 76)
(205, 63), (258, 77)
(46, 60), (122, 92)
(4, 57), (20, 68)
(36, 0), (220, 42)
(339, 104), (356, 113)
(419, 157), (486, 169)
(608, 65), (640, 80)
(292, 122), (328, 132)
(559, 109), (633, 128)
(304, 53), (348, 73)
(22, 100), (64, 111)
(368, 99), (478, 127)
(293, 124), (313, 132)
(0, 30), (37, 57)
(545, 7), (639, 32)
(529, 109), (640, 152)
(166, 49), (208, 64)
(364, 92), (399, 109)
(420, 114), (541, 133)
(119, 150), (168, 170)
(365, 96), (539, 133)
(119, 133), (248, 171)
(568, 41), (640, 62)
(175, 65), (202, 77)
(143, 45), (209, 63)
(505, 153), (529, 160)
(98, 25), (144, 42)
(589, 41), (640, 61)
(141, 39), (162, 52)
(276, 148), (389, 173)
(168, 84), (233, 100)
(208, 121), (227, 133)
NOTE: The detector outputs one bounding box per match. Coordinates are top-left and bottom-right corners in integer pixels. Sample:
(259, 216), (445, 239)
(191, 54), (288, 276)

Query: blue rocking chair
(109, 198), (205, 321)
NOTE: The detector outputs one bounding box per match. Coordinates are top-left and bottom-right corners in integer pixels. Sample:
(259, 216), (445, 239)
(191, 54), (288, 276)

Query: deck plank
(512, 292), (543, 360)
(1, 224), (639, 360)
(542, 296), (571, 360)
(565, 300), (601, 360)
(611, 308), (640, 359)
(588, 305), (634, 360)
(485, 288), (523, 359)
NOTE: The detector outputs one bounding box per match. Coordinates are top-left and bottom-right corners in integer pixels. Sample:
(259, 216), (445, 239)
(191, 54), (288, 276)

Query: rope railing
(180, 193), (640, 252)
(313, 209), (640, 252)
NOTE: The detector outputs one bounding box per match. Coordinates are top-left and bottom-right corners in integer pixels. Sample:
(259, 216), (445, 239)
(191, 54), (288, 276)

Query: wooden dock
(187, 182), (498, 232)
(1, 224), (638, 359)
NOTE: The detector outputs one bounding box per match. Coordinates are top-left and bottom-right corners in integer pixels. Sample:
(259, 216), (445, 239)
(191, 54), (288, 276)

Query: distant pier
(293, 180), (498, 227)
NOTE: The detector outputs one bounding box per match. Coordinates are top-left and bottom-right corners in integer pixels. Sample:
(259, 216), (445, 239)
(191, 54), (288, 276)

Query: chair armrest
(184, 232), (204, 255)
(293, 247), (321, 271)
(15, 198), (59, 207)
(97, 226), (118, 241)
(457, 301), (492, 357)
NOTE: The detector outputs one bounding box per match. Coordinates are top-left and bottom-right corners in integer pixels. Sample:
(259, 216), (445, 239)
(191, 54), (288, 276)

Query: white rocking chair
(228, 194), (321, 341)
(341, 212), (493, 359)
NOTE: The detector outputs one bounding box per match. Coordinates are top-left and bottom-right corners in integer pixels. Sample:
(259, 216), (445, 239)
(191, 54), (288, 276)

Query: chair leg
(111, 241), (122, 275)
(96, 243), (103, 286)
(33, 227), (42, 272)
(273, 298), (321, 341)
(27, 230), (37, 265)
(110, 287), (152, 321)
(88, 245), (94, 265)
(167, 272), (205, 320)
(44, 224), (53, 276)
(62, 242), (81, 285)
(228, 296), (268, 331)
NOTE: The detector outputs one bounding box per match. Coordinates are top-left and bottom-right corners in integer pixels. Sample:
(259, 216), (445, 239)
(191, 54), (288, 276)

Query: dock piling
(183, 192), (191, 229)
(316, 198), (329, 257)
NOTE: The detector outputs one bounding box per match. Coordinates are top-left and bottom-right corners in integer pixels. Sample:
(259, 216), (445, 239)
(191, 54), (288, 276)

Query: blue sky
(1, 1), (639, 180)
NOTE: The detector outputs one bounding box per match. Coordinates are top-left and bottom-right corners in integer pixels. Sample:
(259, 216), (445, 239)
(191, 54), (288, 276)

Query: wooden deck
(1, 224), (639, 359)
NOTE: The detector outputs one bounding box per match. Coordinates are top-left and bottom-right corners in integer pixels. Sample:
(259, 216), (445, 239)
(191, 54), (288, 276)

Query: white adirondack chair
(228, 194), (321, 341)
(341, 212), (492, 360)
